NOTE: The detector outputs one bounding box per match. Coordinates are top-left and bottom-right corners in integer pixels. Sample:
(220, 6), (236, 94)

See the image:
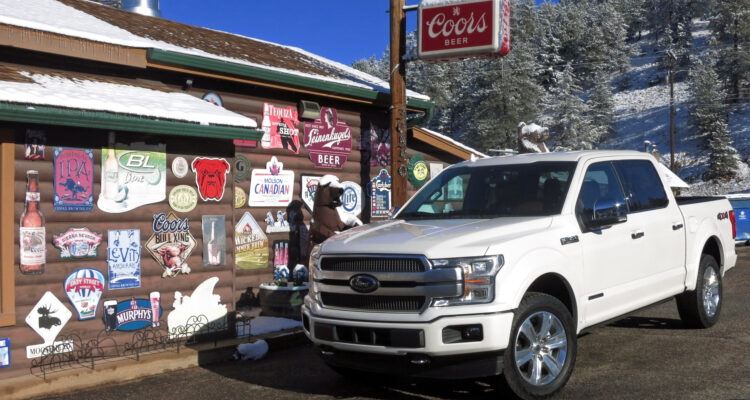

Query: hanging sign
(235, 211), (268, 270)
(303, 107), (352, 169)
(97, 143), (166, 213)
(191, 157), (230, 201)
(370, 169), (392, 217)
(108, 297), (162, 332)
(340, 181), (362, 217)
(52, 227), (102, 258)
(300, 175), (323, 212)
(64, 268), (105, 320)
(202, 215), (226, 267)
(24, 129), (46, 160)
(418, 0), (510, 61)
(248, 156), (294, 207)
(171, 157), (189, 179)
(169, 185), (198, 213)
(145, 213), (196, 278)
(25, 291), (73, 358)
(108, 229), (141, 290)
(168, 277), (227, 339)
(54, 147), (94, 212)
(0, 338), (9, 368)
(260, 103), (300, 154)
(408, 154), (430, 188)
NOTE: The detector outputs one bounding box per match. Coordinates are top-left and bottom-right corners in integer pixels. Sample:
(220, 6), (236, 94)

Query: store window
(0, 135), (16, 327)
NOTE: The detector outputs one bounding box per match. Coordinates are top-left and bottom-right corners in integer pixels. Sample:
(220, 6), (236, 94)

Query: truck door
(576, 161), (645, 325)
(613, 160), (686, 301)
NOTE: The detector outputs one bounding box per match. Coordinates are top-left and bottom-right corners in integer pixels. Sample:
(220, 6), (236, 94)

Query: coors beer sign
(418, 0), (510, 61)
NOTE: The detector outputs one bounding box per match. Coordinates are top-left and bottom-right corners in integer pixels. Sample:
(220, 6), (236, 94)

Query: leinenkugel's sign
(418, 0), (510, 60)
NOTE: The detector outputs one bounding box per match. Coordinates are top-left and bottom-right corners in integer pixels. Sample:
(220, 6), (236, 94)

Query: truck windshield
(398, 161), (577, 219)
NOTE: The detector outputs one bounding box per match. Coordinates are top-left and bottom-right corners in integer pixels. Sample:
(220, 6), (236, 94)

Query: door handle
(672, 223), (684, 230)
(631, 231), (645, 239)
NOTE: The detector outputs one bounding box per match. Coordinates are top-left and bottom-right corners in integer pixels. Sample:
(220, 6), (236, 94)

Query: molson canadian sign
(303, 107), (352, 169)
(418, 0), (510, 60)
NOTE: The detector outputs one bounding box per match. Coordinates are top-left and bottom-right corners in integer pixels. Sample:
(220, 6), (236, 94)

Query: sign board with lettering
(418, 0), (510, 61)
(64, 268), (105, 321)
(235, 212), (269, 270)
(54, 147), (94, 211)
(145, 213), (196, 278)
(25, 291), (73, 358)
(370, 169), (392, 217)
(260, 103), (300, 154)
(108, 229), (141, 290)
(98, 142), (167, 213)
(303, 107), (352, 169)
(340, 181), (362, 217)
(113, 298), (162, 331)
(248, 156), (294, 207)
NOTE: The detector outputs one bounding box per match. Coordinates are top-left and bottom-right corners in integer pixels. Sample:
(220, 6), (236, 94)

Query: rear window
(613, 160), (669, 212)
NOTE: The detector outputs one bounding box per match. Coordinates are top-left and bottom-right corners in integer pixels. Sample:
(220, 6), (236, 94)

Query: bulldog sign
(418, 0), (510, 61)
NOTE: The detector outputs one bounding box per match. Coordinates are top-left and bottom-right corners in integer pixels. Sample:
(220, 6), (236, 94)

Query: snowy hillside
(601, 20), (750, 196)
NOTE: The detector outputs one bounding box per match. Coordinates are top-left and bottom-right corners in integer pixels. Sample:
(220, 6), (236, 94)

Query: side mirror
(588, 200), (627, 229)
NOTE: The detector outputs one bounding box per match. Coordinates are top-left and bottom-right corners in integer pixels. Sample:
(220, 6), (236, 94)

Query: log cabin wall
(1, 126), (235, 378)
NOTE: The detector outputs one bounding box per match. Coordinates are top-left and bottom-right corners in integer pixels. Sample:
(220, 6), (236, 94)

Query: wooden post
(390, 0), (408, 206)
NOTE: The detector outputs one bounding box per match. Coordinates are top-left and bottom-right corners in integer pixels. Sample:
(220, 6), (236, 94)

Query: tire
(503, 293), (577, 400)
(676, 254), (722, 328)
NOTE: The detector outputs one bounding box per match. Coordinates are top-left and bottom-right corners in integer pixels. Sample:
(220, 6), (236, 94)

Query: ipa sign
(418, 0), (510, 60)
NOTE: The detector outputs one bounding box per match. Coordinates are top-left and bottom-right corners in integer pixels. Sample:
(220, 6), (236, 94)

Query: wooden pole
(390, 0), (408, 206)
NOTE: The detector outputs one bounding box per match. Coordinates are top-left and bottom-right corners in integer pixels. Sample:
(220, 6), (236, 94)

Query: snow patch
(249, 316), (302, 336)
(234, 340), (268, 361)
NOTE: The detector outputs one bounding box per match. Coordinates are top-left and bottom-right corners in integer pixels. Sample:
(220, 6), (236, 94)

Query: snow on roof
(0, 0), (430, 101)
(0, 68), (258, 128)
(418, 127), (489, 158)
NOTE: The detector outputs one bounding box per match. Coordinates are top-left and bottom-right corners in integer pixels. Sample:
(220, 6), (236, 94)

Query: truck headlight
(307, 244), (323, 303)
(309, 244), (322, 271)
(430, 255), (503, 306)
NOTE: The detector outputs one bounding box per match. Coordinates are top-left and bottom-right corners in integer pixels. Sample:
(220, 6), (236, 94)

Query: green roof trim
(0, 102), (263, 140)
(146, 49), (435, 119)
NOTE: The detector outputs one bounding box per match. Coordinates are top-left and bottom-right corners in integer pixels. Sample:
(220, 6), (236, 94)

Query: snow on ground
(249, 316), (303, 336)
(0, 71), (258, 127)
(235, 340), (268, 361)
(0, 0), (429, 101)
(602, 20), (750, 196)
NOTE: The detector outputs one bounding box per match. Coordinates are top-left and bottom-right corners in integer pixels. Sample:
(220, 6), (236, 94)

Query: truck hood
(320, 216), (553, 259)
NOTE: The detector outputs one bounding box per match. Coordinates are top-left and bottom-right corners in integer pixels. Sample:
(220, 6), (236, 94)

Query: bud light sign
(418, 0), (510, 60)
(340, 181), (362, 217)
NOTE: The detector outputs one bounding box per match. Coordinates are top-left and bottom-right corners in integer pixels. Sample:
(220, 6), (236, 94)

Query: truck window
(399, 161), (576, 219)
(576, 162), (628, 226)
(613, 160), (668, 212)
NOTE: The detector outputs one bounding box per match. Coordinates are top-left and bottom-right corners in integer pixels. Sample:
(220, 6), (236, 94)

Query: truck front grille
(321, 293), (426, 312)
(320, 256), (426, 273)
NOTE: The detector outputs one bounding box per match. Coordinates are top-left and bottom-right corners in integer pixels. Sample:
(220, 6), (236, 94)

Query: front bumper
(302, 303), (514, 358)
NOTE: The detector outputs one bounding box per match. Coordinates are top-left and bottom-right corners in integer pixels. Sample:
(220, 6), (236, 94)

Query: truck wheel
(503, 293), (577, 400)
(676, 254), (722, 328)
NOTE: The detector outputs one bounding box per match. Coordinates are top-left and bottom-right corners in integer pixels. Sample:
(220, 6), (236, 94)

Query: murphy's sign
(418, 0), (510, 61)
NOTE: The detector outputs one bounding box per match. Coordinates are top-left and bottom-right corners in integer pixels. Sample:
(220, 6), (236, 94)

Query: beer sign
(145, 213), (196, 278)
(418, 0), (510, 61)
(97, 143), (167, 213)
(340, 181), (362, 217)
(25, 291), (73, 358)
(303, 107), (352, 169)
(63, 268), (105, 321)
(108, 229), (141, 290)
(248, 156), (294, 207)
(105, 298), (162, 332)
(53, 147), (94, 212)
(370, 169), (392, 217)
(53, 227), (102, 258)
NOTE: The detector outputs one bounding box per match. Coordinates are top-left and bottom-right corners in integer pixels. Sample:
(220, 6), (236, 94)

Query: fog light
(462, 324), (483, 341)
(442, 324), (483, 343)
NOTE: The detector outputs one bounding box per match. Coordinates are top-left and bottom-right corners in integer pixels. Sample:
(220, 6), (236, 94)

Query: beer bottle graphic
(102, 132), (119, 200)
(260, 103), (271, 148)
(20, 170), (45, 274)
(207, 221), (220, 265)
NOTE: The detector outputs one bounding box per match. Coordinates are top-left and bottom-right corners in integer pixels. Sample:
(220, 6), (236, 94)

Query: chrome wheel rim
(702, 266), (720, 318)
(514, 311), (568, 386)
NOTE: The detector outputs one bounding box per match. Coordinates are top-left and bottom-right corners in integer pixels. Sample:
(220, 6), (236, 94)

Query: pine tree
(710, 0), (750, 101)
(588, 72), (616, 141)
(540, 63), (595, 150)
(689, 60), (737, 180)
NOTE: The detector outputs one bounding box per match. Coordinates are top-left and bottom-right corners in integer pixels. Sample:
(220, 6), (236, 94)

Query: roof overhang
(411, 126), (487, 160)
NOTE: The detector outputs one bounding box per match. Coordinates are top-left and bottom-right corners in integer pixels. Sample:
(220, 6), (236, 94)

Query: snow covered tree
(351, 54), (388, 82)
(540, 63), (597, 150)
(710, 0), (750, 101)
(689, 60), (737, 180)
(588, 72), (616, 140)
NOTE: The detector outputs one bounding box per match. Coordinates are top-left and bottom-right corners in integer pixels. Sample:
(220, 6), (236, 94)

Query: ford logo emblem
(349, 274), (379, 293)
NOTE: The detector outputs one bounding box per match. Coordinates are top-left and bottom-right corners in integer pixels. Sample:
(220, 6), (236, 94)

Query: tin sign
(248, 156), (294, 207)
(191, 157), (231, 201)
(235, 187), (247, 208)
(340, 181), (362, 217)
(234, 155), (250, 183)
(408, 154), (430, 188)
(303, 107), (352, 169)
(418, 0), (510, 60)
(64, 268), (105, 320)
(300, 174), (322, 212)
(0, 338), (9, 368)
(202, 215), (226, 267)
(98, 143), (166, 213)
(54, 147), (94, 212)
(235, 212), (268, 270)
(171, 156), (189, 179)
(25, 291), (73, 358)
(260, 103), (300, 154)
(53, 227), (102, 258)
(108, 229), (141, 290)
(169, 185), (198, 213)
(24, 129), (45, 161)
(146, 212), (196, 278)
(370, 169), (392, 217)
(113, 298), (162, 331)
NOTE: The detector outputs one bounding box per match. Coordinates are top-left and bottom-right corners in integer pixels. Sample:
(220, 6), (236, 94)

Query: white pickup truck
(302, 150), (737, 399)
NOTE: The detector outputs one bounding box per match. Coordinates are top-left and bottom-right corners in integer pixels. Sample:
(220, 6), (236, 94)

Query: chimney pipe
(121, 0), (161, 18)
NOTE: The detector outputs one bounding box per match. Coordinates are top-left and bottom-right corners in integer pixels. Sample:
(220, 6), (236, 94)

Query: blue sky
(160, 0), (551, 66)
